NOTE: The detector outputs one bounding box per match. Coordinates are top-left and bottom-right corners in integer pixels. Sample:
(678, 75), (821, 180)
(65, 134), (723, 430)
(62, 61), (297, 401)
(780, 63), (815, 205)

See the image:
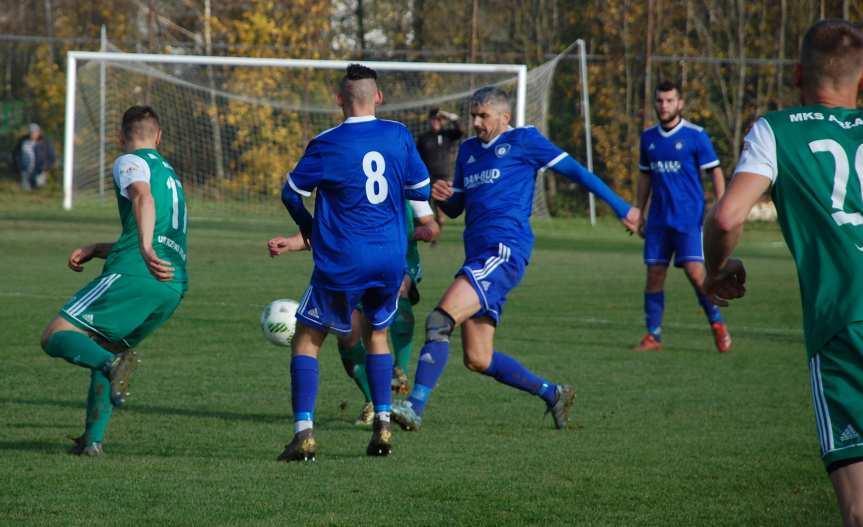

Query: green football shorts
(60, 272), (183, 348)
(811, 321), (863, 468)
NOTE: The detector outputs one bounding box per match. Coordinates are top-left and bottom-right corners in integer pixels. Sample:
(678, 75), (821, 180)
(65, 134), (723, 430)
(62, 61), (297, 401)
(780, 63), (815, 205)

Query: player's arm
(550, 154), (640, 232)
(703, 117), (775, 305)
(703, 172), (769, 305)
(635, 170), (651, 237)
(409, 200), (440, 242)
(67, 242), (114, 272)
(268, 232), (309, 257)
(709, 166), (726, 202)
(280, 182), (314, 243)
(127, 181), (174, 281)
(281, 142), (323, 244)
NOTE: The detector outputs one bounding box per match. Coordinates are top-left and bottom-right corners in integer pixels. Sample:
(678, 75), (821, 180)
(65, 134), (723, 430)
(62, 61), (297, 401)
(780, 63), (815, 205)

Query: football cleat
(354, 402), (375, 427)
(391, 400), (422, 432)
(391, 366), (409, 395)
(711, 322), (732, 353)
(68, 435), (103, 457)
(631, 334), (663, 352)
(277, 429), (318, 462)
(545, 384), (576, 430)
(108, 350), (139, 407)
(366, 418), (393, 457)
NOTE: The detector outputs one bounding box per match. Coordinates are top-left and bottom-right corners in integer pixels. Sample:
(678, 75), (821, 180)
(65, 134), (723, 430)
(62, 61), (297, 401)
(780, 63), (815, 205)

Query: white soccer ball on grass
(261, 299), (299, 347)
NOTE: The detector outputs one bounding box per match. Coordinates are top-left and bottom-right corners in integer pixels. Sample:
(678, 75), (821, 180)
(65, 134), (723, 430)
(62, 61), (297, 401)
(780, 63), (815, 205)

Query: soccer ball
(261, 299), (299, 347)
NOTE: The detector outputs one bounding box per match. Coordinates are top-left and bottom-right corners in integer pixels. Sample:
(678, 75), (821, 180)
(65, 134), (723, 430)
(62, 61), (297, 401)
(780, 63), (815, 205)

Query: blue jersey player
(633, 80), (732, 353)
(276, 64), (430, 462)
(391, 86), (641, 433)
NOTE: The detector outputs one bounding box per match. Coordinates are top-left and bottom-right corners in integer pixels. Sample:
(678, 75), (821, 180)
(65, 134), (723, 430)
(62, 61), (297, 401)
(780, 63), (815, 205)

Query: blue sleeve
(280, 181), (313, 237)
(551, 155), (632, 218)
(522, 127), (566, 169)
(638, 133), (650, 172)
(288, 140), (324, 196)
(696, 130), (720, 171)
(403, 126), (431, 199)
(439, 150), (465, 218)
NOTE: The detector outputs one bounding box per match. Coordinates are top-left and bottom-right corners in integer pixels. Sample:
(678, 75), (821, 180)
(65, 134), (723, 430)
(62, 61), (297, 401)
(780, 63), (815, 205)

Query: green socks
(338, 340), (372, 403)
(44, 331), (113, 371)
(390, 298), (415, 374)
(84, 369), (113, 443)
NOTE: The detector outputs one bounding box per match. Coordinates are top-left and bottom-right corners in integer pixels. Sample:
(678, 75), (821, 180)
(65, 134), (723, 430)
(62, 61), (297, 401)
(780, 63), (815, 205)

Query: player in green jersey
(267, 200), (439, 425)
(703, 20), (863, 526)
(40, 106), (188, 456)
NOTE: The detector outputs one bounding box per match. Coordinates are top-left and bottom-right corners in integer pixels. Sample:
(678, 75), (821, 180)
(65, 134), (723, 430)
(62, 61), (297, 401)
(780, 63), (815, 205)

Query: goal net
(64, 50), (566, 218)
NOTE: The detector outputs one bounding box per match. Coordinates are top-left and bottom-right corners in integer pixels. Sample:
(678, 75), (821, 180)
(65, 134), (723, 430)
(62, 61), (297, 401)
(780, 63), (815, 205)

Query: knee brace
(425, 308), (455, 343)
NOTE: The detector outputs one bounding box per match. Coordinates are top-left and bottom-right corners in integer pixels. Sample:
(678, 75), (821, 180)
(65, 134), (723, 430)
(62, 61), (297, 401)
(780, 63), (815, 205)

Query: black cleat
(366, 418), (393, 457)
(545, 384), (576, 429)
(277, 429), (318, 462)
(68, 434), (103, 457)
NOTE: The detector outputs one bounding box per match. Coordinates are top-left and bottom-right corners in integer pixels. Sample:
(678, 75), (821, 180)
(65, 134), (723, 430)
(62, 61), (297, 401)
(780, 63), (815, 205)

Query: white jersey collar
(344, 115), (377, 124)
(481, 126), (515, 149)
(657, 119), (687, 138)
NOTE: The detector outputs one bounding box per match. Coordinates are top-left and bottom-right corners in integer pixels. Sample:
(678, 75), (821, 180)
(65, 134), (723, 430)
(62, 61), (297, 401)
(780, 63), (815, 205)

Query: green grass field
(0, 192), (836, 526)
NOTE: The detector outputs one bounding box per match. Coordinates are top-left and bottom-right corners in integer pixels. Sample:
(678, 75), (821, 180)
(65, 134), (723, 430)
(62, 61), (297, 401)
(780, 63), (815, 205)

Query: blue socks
(365, 353), (393, 419)
(290, 355), (318, 432)
(697, 292), (723, 324)
(406, 341), (450, 416)
(644, 291), (664, 339)
(482, 351), (557, 406)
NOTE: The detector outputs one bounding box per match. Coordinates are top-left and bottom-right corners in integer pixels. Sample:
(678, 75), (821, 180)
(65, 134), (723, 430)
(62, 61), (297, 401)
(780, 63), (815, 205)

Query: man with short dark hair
(277, 64), (430, 461)
(391, 86), (640, 434)
(416, 108), (463, 229)
(40, 105), (188, 456)
(632, 80), (731, 353)
(704, 19), (863, 526)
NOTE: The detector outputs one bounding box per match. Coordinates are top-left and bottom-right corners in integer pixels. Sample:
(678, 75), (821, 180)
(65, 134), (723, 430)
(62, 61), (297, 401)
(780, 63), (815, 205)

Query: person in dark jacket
(416, 109), (463, 229)
(14, 123), (56, 190)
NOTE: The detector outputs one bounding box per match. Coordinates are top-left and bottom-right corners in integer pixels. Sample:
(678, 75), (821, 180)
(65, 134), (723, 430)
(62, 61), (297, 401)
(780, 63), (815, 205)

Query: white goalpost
(62, 48), (584, 218)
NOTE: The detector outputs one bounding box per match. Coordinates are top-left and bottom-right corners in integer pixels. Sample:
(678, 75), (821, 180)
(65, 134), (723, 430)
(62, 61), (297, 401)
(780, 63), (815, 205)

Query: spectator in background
(14, 123), (56, 191)
(416, 108), (463, 230)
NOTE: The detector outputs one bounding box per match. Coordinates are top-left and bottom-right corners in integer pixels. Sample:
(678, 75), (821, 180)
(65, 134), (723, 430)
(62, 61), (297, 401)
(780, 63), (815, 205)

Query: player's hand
(704, 258), (747, 307)
(637, 217), (646, 239)
(267, 234), (309, 256)
(413, 225), (435, 242)
(141, 246), (174, 281)
(621, 207), (641, 235)
(68, 245), (96, 272)
(431, 179), (453, 202)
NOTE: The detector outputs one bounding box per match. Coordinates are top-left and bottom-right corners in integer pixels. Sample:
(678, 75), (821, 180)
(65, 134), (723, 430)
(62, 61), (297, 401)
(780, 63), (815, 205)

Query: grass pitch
(0, 193), (835, 526)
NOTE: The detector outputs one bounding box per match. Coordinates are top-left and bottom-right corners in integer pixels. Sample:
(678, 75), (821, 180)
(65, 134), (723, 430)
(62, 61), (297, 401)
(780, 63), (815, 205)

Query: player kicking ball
(40, 106), (188, 456)
(391, 87), (640, 432)
(276, 64), (430, 462)
(704, 19), (863, 526)
(633, 80), (731, 353)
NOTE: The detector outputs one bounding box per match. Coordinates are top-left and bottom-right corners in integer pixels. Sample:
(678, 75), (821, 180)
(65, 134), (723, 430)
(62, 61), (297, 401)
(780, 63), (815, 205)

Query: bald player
(276, 64), (430, 462)
(705, 19), (863, 526)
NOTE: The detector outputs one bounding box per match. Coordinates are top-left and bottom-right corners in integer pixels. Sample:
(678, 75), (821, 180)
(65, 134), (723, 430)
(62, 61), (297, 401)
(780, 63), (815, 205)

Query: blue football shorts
(644, 225), (703, 268)
(295, 282), (400, 336)
(456, 242), (526, 325)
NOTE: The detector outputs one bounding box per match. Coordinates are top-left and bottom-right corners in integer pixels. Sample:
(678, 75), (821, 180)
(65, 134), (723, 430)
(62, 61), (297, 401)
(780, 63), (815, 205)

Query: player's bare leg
(463, 316), (575, 429)
(683, 261), (731, 353)
(278, 323), (325, 462)
(392, 277), (480, 431)
(633, 265), (667, 351)
(830, 461), (863, 527)
(363, 327), (395, 456)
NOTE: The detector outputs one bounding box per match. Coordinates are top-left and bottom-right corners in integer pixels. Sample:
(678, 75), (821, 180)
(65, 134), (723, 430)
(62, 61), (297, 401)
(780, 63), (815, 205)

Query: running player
(276, 64), (430, 462)
(703, 19), (863, 526)
(633, 80), (731, 353)
(391, 86), (640, 432)
(40, 106), (188, 456)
